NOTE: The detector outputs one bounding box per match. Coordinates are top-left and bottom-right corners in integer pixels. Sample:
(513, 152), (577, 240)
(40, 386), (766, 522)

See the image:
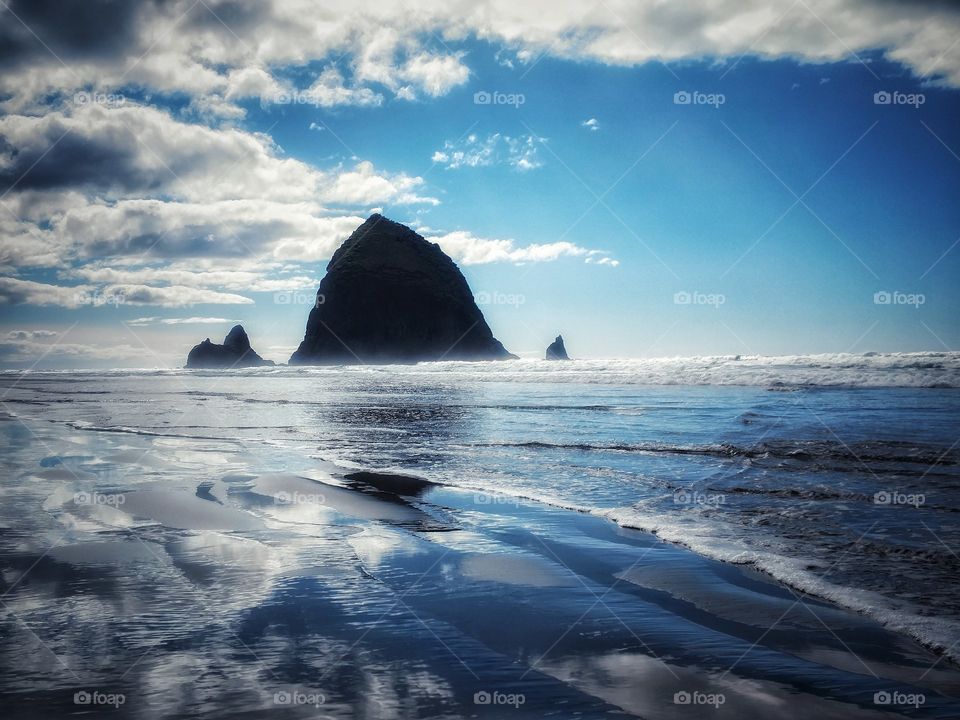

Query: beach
(1, 356), (958, 718)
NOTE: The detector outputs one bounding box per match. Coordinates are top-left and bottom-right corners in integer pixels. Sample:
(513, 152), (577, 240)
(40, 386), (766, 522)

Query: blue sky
(1, 1), (958, 367)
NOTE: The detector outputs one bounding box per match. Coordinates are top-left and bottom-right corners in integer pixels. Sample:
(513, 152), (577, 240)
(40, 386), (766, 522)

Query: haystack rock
(289, 214), (515, 364)
(545, 335), (570, 360)
(186, 325), (274, 368)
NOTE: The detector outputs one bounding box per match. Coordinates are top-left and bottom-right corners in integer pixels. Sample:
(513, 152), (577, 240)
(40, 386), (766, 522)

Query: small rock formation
(545, 334), (570, 360)
(186, 325), (274, 368)
(290, 214), (515, 364)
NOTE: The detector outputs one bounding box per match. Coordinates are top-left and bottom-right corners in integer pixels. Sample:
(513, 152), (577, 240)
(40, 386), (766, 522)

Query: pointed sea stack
(545, 335), (570, 360)
(289, 214), (515, 364)
(186, 325), (274, 368)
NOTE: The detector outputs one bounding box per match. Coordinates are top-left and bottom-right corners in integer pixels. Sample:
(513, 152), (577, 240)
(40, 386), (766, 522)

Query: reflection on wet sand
(1, 378), (959, 719)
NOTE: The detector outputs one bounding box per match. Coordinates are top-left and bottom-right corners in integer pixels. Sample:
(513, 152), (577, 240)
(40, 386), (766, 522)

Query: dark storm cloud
(0, 0), (149, 67)
(0, 130), (164, 196)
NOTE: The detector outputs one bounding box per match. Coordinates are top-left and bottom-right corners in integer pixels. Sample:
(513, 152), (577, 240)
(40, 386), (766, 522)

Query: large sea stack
(289, 214), (515, 364)
(186, 325), (274, 368)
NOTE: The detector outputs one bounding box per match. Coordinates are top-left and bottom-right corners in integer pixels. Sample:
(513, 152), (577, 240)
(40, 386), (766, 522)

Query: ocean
(1, 352), (958, 718)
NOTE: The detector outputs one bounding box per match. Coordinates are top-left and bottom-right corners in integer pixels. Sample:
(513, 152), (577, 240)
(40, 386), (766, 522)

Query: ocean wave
(477, 439), (958, 466)
(601, 505), (960, 665)
(2, 351), (959, 387)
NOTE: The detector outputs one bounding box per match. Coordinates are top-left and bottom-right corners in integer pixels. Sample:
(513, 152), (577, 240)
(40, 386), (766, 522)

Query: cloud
(105, 284), (255, 307)
(322, 160), (438, 205)
(428, 229), (617, 265)
(431, 133), (544, 171)
(0, 277), (253, 307)
(0, 277), (93, 307)
(0, 102), (437, 305)
(5, 329), (59, 340)
(581, 118), (600, 131)
(1, 0), (958, 117)
(301, 67), (384, 107)
(128, 316), (234, 326)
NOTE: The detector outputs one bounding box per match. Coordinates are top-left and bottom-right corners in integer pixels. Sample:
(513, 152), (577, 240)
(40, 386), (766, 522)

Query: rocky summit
(186, 325), (274, 368)
(289, 214), (515, 364)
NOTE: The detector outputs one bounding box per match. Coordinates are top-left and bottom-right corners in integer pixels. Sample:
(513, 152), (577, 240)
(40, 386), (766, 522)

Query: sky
(0, 0), (959, 368)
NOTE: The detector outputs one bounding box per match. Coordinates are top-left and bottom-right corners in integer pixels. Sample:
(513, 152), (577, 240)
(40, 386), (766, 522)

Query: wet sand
(2, 431), (958, 718)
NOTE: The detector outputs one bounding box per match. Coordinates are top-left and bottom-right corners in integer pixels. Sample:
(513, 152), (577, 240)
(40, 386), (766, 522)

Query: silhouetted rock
(290, 214), (515, 364)
(186, 325), (274, 368)
(545, 335), (570, 360)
